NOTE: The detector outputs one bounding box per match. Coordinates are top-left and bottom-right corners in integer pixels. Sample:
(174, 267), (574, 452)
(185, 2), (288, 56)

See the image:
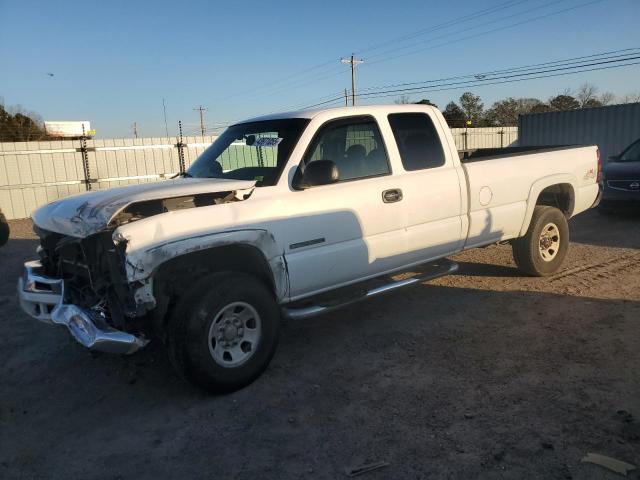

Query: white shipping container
(44, 121), (92, 138)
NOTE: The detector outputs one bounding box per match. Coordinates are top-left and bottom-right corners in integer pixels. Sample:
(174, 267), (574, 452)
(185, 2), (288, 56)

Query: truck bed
(459, 145), (581, 163)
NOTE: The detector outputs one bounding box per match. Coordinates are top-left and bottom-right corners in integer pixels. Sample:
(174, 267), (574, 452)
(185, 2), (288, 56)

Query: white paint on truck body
(30, 105), (600, 307)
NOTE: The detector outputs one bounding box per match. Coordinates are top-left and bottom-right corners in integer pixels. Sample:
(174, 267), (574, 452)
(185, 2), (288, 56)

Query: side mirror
(295, 160), (339, 189)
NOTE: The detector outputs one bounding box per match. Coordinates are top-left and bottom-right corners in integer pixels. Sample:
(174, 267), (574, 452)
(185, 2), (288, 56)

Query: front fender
(118, 228), (288, 303)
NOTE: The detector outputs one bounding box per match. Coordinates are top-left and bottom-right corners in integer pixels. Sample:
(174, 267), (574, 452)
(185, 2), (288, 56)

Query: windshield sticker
(246, 136), (282, 147)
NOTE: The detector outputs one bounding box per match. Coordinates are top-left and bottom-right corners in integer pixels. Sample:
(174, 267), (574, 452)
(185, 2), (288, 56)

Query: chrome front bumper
(18, 260), (148, 354)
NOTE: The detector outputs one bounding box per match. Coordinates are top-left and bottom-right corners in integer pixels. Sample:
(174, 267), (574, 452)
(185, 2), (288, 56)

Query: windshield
(619, 139), (640, 162)
(187, 118), (310, 186)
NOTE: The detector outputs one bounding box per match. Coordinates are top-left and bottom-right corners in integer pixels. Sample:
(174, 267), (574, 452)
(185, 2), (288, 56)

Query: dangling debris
(581, 453), (636, 476)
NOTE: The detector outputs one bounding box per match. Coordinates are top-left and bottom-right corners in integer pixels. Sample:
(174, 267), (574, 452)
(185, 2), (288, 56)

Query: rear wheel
(512, 206), (569, 276)
(168, 272), (280, 393)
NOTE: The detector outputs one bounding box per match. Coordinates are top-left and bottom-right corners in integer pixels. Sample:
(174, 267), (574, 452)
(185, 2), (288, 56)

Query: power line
(357, 48), (640, 94)
(213, 0), (544, 105)
(363, 0), (568, 63)
(243, 0), (604, 104)
(297, 49), (639, 109)
(357, 54), (640, 98)
(357, 60), (640, 103)
(364, 0), (604, 68)
(353, 0), (529, 56)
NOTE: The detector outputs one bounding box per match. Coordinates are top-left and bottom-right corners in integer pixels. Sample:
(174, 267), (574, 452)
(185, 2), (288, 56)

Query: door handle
(382, 188), (403, 203)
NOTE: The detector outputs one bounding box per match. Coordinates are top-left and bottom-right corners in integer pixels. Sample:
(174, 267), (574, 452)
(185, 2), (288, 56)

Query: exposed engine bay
(32, 188), (250, 334)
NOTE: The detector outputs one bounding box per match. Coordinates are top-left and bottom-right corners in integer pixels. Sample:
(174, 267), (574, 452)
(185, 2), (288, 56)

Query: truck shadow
(3, 279), (639, 479)
(570, 209), (640, 250)
(452, 261), (521, 278)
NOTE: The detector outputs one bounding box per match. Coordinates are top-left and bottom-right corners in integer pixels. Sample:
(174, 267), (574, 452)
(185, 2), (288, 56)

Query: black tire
(512, 206), (569, 277)
(167, 272), (280, 393)
(0, 212), (9, 248)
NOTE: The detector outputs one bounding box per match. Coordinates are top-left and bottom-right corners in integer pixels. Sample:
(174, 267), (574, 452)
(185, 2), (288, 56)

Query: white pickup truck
(18, 105), (601, 392)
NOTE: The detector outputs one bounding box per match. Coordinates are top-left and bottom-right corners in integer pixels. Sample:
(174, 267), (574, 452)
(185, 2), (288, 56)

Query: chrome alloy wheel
(539, 222), (560, 262)
(208, 302), (262, 367)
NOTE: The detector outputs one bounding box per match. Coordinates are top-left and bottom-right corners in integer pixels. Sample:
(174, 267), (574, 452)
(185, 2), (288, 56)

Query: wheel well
(536, 183), (575, 217)
(148, 244), (277, 340)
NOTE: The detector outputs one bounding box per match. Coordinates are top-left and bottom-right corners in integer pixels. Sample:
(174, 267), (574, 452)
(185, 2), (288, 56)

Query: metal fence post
(177, 121), (186, 174)
(80, 124), (92, 191)
(499, 130), (505, 148)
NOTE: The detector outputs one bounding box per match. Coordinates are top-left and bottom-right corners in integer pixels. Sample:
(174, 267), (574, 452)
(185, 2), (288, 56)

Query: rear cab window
(388, 113), (446, 171)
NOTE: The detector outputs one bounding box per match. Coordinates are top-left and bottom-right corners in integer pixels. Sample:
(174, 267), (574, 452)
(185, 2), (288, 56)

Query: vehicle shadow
(453, 260), (521, 278)
(5, 210), (640, 479)
(570, 209), (640, 249)
(3, 278), (639, 479)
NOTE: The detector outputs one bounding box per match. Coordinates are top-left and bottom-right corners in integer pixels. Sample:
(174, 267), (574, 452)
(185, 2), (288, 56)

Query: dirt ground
(1, 211), (639, 480)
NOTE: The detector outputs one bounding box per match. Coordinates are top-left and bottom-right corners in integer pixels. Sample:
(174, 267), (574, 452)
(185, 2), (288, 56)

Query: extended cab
(18, 105), (601, 391)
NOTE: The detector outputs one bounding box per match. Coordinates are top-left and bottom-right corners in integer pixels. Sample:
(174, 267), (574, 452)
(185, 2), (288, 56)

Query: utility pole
(162, 98), (169, 137)
(133, 122), (138, 138)
(341, 54), (363, 106)
(344, 88), (349, 106)
(194, 105), (207, 136)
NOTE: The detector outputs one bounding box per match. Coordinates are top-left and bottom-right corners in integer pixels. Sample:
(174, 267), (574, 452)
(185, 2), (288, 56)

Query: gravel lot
(1, 211), (639, 479)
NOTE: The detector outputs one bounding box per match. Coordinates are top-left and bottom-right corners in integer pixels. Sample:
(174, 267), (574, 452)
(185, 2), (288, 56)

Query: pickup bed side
(461, 144), (600, 248)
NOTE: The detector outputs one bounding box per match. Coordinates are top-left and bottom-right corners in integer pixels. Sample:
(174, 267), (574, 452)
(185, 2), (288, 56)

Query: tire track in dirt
(548, 251), (640, 290)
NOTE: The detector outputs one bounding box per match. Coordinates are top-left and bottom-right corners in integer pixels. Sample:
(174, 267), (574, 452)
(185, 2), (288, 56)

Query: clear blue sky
(1, 0), (638, 137)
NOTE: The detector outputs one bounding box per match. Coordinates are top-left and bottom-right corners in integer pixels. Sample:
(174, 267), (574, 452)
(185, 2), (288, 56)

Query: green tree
(549, 94), (579, 111)
(0, 101), (50, 141)
(459, 92), (484, 125)
(530, 103), (553, 114)
(442, 102), (466, 128)
(483, 97), (545, 126)
(414, 98), (438, 107)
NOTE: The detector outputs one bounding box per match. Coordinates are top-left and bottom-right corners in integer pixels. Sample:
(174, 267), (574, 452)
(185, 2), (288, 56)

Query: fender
(117, 228), (288, 309)
(518, 173), (577, 237)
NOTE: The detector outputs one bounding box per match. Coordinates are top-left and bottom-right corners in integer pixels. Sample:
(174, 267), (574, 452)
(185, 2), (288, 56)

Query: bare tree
(622, 92), (640, 104)
(576, 83), (601, 108)
(394, 95), (412, 104)
(599, 92), (616, 105)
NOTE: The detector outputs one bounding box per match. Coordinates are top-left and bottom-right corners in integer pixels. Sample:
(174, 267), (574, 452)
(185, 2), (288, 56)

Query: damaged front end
(18, 226), (149, 354)
(18, 178), (257, 355)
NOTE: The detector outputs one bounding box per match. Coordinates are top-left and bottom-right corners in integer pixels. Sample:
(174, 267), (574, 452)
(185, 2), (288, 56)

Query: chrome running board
(282, 259), (458, 320)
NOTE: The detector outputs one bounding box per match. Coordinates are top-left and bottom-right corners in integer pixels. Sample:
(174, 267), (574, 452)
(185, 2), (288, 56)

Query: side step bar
(282, 259), (458, 320)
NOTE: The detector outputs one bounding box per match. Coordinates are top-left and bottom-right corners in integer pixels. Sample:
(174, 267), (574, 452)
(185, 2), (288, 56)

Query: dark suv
(600, 138), (640, 213)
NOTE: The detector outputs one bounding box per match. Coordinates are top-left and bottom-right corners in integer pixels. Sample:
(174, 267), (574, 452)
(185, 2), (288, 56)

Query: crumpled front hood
(32, 177), (255, 238)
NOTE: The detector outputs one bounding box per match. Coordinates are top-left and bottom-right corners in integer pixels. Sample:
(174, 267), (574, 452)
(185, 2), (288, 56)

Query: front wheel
(168, 272), (281, 393)
(512, 206), (569, 276)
